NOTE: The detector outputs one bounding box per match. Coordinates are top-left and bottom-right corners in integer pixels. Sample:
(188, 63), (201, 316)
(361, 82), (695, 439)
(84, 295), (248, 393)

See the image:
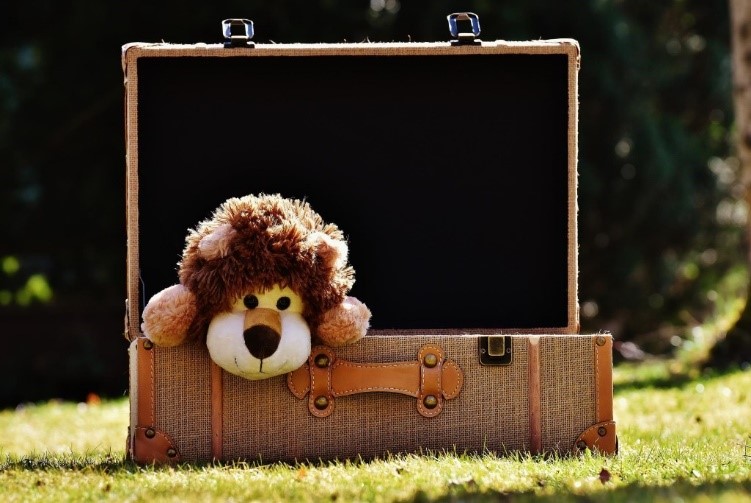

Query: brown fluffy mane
(178, 193), (355, 341)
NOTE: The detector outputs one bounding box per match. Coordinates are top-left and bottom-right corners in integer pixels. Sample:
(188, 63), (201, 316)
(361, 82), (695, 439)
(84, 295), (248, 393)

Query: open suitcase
(123, 14), (616, 464)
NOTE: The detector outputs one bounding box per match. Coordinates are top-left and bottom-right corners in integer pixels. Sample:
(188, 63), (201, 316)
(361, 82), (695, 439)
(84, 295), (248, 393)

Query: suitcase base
(127, 333), (616, 464)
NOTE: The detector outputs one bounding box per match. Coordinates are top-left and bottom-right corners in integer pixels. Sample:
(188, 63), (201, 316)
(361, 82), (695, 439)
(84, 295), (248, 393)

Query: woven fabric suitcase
(123, 16), (616, 464)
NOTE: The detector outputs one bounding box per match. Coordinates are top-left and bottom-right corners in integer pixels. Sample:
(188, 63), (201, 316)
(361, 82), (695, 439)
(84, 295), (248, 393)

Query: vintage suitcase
(123, 15), (616, 464)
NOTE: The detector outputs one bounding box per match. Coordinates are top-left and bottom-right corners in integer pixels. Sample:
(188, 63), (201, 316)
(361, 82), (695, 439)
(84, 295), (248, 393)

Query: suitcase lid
(123, 27), (580, 339)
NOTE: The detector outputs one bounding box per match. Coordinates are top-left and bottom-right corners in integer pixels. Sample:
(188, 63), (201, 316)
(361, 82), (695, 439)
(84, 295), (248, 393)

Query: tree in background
(0, 1), (743, 403)
(708, 0), (751, 368)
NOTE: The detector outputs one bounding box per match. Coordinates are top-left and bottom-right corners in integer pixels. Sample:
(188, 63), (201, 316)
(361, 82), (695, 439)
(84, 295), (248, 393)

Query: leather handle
(287, 344), (463, 418)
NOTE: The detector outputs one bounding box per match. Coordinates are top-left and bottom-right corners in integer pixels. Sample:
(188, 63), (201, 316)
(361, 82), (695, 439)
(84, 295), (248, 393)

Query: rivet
(598, 426), (607, 437)
(423, 353), (438, 368)
(576, 440), (587, 450)
(145, 428), (156, 439)
(423, 395), (438, 409)
(314, 396), (329, 410)
(143, 339), (154, 350)
(314, 354), (330, 368)
(595, 336), (606, 347)
(166, 448), (177, 458)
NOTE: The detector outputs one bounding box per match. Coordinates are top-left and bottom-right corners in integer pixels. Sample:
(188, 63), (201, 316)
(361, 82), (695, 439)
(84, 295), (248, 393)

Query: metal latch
(479, 336), (513, 365)
(222, 18), (255, 48)
(447, 12), (482, 46)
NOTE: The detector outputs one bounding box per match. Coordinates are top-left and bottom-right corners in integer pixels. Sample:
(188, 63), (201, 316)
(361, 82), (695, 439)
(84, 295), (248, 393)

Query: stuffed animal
(141, 193), (371, 380)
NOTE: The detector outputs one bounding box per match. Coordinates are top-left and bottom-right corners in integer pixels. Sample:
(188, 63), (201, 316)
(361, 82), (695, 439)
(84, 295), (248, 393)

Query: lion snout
(243, 308), (282, 360)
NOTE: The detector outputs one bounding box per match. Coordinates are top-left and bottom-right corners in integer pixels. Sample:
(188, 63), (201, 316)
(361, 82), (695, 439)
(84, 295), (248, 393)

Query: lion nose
(244, 325), (281, 359)
(243, 308), (282, 360)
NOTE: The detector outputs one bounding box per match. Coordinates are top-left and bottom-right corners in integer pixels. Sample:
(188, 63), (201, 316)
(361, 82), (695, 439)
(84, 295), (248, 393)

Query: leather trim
(210, 362), (223, 460)
(332, 360), (420, 396)
(573, 420), (617, 455)
(130, 339), (182, 464)
(136, 338), (154, 430)
(594, 335), (614, 422)
(289, 344), (464, 418)
(309, 346), (335, 417)
(527, 337), (542, 454)
(287, 365), (310, 399)
(132, 426), (181, 464)
(441, 360), (463, 399)
(417, 345), (444, 418)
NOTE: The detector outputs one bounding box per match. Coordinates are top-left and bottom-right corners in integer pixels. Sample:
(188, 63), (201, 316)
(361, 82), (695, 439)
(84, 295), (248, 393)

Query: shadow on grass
(613, 370), (693, 393)
(418, 479), (751, 502)
(613, 361), (748, 394)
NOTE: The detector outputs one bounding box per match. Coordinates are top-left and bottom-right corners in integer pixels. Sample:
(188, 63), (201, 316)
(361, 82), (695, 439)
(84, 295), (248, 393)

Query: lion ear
(308, 231), (348, 270)
(198, 223), (236, 260)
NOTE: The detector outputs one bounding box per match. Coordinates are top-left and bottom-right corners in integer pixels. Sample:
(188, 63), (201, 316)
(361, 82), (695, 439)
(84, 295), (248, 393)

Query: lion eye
(243, 295), (259, 309)
(276, 296), (291, 310)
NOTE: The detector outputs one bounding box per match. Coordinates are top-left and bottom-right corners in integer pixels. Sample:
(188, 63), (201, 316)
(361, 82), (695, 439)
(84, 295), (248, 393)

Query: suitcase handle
(287, 344), (463, 418)
(222, 18), (255, 48)
(447, 12), (482, 46)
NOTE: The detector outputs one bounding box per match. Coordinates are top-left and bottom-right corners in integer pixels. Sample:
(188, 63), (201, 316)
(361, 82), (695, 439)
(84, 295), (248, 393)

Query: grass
(0, 363), (750, 502)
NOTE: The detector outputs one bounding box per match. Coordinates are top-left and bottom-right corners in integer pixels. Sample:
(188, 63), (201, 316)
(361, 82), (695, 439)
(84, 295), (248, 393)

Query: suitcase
(123, 14), (616, 464)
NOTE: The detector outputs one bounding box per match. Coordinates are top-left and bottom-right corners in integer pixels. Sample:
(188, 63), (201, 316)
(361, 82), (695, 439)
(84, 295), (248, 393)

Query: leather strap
(572, 334), (618, 456)
(211, 361), (223, 460)
(136, 337), (155, 428)
(527, 337), (542, 454)
(131, 338), (181, 463)
(288, 344), (463, 418)
(594, 334), (614, 423)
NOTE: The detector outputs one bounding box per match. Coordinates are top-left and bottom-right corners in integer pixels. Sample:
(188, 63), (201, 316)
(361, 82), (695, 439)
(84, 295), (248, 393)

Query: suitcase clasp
(222, 19), (255, 48)
(478, 336), (513, 365)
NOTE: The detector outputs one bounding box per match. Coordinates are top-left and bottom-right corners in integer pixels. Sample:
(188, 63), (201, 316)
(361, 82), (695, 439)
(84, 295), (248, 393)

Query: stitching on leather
(417, 344), (443, 417)
(594, 338), (600, 421)
(147, 340), (155, 426)
(443, 360), (463, 398)
(287, 366), (309, 398)
(332, 361), (416, 395)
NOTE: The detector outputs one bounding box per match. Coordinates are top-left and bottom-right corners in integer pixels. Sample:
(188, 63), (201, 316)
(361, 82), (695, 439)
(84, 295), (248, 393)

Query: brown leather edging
(132, 426), (181, 464)
(527, 337), (542, 454)
(309, 346), (336, 418)
(289, 345), (463, 418)
(573, 420), (617, 455)
(136, 338), (154, 428)
(131, 339), (182, 464)
(594, 335), (614, 423)
(417, 345), (444, 418)
(210, 362), (223, 460)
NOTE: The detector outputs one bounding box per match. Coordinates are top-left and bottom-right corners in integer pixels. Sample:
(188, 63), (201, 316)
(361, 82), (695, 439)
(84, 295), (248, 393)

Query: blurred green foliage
(0, 1), (744, 403)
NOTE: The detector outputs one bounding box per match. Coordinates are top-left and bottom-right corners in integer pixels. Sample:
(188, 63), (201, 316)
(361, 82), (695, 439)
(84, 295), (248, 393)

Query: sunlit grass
(0, 362), (750, 502)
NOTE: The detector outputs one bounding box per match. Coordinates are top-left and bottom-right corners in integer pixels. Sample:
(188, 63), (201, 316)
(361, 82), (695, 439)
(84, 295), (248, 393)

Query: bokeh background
(0, 0), (745, 407)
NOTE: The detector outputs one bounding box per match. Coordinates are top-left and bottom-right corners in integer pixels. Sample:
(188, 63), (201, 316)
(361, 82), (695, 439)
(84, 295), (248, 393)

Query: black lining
(136, 53), (570, 329)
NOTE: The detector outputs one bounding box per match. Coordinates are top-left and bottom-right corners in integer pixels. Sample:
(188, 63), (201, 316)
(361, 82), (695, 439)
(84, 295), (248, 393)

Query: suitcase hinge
(222, 18), (255, 48)
(447, 12), (482, 46)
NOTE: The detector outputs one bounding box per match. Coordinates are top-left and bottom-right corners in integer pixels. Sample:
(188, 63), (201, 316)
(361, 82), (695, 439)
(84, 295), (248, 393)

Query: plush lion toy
(141, 193), (371, 380)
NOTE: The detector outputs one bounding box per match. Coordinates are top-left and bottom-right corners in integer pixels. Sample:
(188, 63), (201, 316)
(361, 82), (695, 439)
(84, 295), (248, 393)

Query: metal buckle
(447, 12), (482, 46)
(479, 336), (513, 365)
(222, 18), (255, 48)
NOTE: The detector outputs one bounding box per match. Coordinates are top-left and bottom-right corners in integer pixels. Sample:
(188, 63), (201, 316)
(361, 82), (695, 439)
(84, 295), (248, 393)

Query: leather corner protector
(573, 420), (617, 455)
(131, 426), (181, 464)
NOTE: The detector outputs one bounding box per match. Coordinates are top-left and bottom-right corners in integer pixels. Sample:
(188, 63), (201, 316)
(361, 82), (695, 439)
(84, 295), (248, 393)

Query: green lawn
(0, 362), (750, 502)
